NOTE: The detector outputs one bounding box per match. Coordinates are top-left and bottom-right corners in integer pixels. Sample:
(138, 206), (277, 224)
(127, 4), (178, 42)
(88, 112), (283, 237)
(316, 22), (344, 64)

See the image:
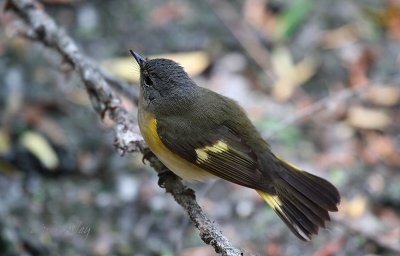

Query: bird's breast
(138, 107), (214, 181)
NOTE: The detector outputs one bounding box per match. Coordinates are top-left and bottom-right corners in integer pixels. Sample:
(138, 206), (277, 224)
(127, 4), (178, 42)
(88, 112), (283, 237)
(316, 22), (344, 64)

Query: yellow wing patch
(195, 141), (229, 163)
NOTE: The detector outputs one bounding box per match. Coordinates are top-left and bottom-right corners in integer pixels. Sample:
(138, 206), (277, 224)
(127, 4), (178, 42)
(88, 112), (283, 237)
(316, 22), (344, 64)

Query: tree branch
(5, 0), (244, 255)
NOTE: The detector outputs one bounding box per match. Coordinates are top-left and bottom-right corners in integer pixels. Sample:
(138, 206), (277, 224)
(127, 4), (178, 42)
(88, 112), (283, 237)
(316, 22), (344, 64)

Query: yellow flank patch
(147, 118), (159, 145)
(256, 190), (282, 211)
(138, 110), (215, 181)
(195, 140), (228, 163)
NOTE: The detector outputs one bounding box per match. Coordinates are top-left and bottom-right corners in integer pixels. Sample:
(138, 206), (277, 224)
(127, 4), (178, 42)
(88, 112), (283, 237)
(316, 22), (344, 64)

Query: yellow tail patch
(277, 156), (304, 172)
(256, 190), (283, 211)
(257, 189), (311, 241)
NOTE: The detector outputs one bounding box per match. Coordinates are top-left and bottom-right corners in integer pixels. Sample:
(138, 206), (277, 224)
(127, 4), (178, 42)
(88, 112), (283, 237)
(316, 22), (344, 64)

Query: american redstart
(130, 50), (340, 240)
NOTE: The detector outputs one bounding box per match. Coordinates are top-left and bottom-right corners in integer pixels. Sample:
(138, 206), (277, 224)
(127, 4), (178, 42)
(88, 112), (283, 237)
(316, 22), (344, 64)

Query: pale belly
(138, 108), (215, 181)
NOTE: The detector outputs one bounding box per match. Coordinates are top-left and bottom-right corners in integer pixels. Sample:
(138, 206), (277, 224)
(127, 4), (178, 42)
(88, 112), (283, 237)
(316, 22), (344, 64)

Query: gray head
(130, 50), (197, 114)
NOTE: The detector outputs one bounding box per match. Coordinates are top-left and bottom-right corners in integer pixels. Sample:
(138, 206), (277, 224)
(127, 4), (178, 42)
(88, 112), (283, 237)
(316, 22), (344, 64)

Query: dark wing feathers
(157, 120), (267, 190)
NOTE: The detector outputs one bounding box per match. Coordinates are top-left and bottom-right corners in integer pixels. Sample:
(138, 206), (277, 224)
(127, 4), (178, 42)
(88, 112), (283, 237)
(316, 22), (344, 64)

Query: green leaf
(276, 0), (312, 40)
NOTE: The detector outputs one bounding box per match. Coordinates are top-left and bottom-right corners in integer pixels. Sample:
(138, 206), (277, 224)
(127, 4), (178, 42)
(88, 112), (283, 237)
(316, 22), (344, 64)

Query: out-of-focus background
(1, 0), (400, 255)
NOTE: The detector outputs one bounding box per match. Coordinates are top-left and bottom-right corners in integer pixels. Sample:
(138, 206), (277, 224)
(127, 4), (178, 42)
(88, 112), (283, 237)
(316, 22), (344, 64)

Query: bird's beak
(129, 50), (146, 69)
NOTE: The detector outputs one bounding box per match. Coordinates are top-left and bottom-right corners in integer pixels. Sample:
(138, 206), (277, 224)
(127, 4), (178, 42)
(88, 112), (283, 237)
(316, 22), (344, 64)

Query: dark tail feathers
(257, 159), (340, 241)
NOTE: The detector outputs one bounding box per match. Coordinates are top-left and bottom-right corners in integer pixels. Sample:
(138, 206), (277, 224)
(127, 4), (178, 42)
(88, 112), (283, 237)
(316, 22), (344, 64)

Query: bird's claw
(142, 149), (155, 164)
(157, 170), (173, 188)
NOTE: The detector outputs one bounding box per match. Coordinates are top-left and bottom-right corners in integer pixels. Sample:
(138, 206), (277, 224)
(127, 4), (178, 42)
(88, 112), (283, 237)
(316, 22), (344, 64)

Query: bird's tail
(257, 158), (340, 241)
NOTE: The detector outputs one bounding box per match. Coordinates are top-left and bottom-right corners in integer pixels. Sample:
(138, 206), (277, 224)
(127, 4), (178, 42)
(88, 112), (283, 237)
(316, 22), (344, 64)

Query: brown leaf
(362, 133), (400, 166)
(149, 0), (188, 27)
(320, 24), (359, 49)
(271, 47), (317, 100)
(244, 0), (277, 36)
(21, 104), (67, 145)
(367, 85), (400, 106)
(314, 238), (345, 256)
(181, 246), (217, 256)
(348, 48), (375, 88)
(264, 241), (282, 256)
(340, 195), (368, 219)
(347, 106), (391, 130)
(385, 0), (400, 40)
(377, 207), (400, 224)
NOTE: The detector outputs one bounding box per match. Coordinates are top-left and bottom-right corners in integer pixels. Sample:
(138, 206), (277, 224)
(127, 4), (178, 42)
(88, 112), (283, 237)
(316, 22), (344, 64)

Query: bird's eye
(144, 76), (153, 86)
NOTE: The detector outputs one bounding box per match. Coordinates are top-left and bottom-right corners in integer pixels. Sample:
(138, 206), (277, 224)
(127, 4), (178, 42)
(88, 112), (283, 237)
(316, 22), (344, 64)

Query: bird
(130, 50), (340, 241)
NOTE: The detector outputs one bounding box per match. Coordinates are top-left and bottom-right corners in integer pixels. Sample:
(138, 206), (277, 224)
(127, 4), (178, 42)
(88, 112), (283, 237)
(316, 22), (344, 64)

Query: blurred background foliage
(1, 0), (400, 255)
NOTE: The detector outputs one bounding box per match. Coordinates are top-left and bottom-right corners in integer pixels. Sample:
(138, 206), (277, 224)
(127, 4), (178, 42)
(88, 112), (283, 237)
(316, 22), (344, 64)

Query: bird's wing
(157, 118), (268, 190)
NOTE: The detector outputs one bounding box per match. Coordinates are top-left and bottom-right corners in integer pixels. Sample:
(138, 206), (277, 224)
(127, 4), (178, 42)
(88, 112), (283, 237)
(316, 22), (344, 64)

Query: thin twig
(5, 0), (244, 255)
(264, 85), (369, 138)
(100, 67), (139, 104)
(206, 0), (277, 83)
